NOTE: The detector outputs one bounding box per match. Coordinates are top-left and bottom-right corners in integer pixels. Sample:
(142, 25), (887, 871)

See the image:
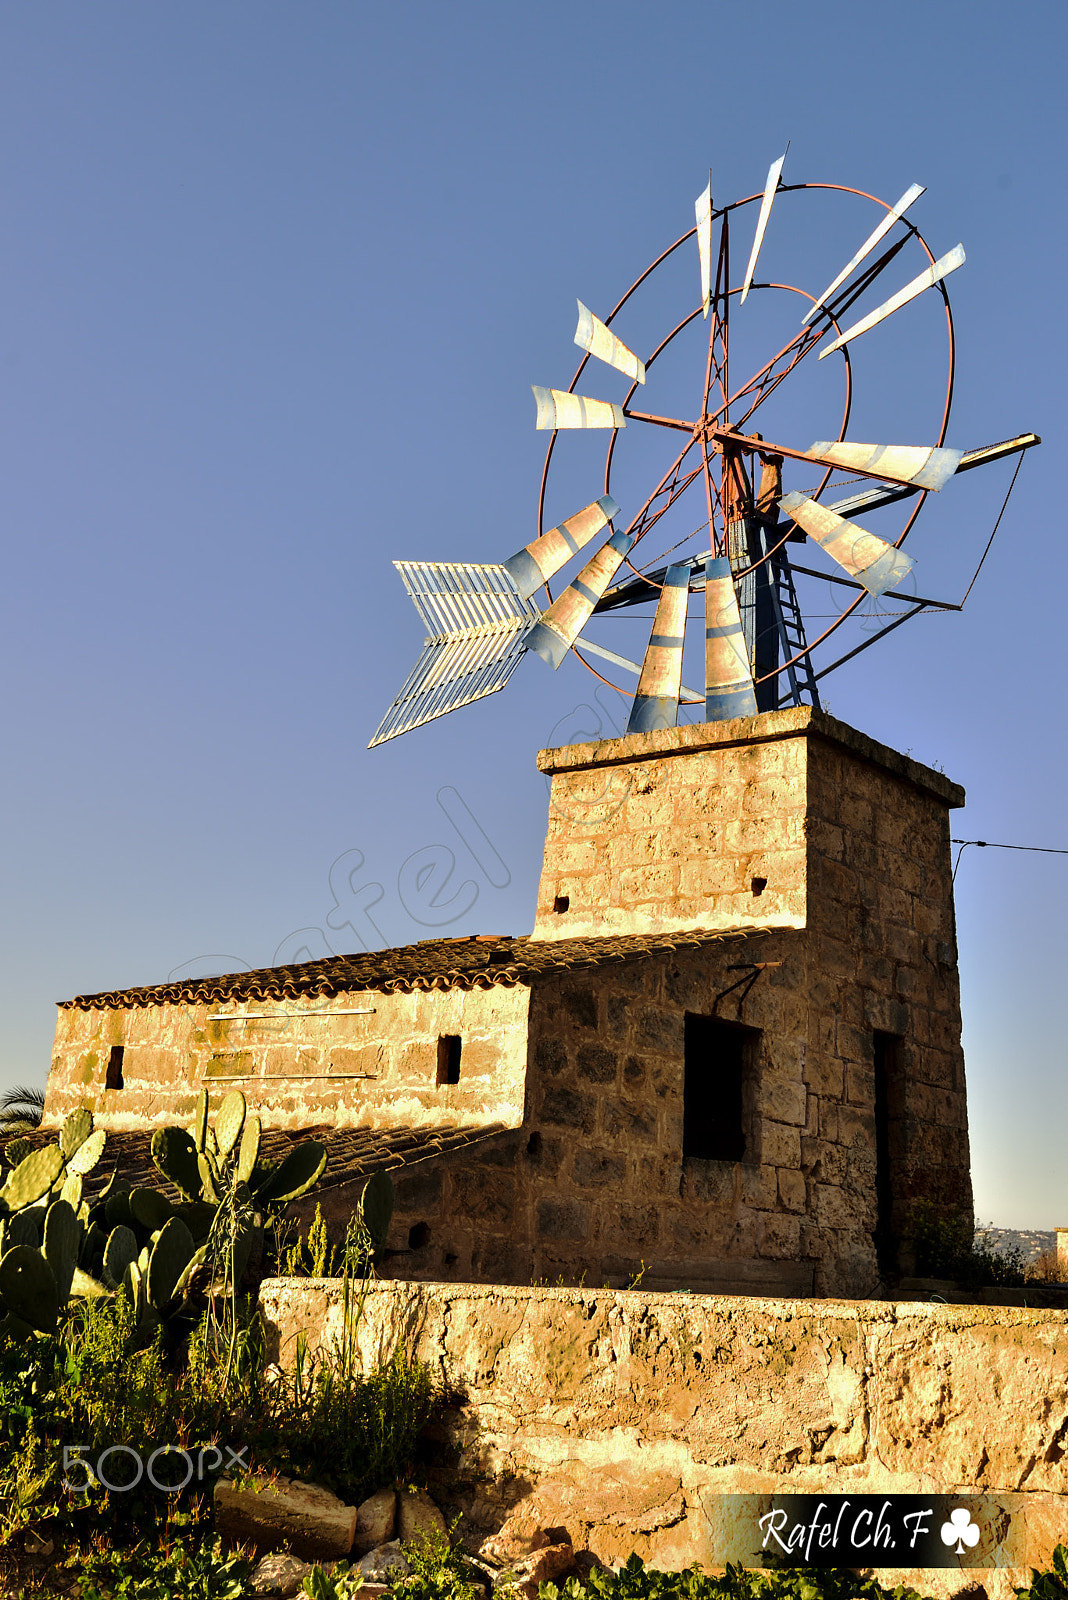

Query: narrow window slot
(436, 1035), (461, 1086)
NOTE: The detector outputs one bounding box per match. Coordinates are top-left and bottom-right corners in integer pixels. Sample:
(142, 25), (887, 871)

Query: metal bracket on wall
(713, 961), (783, 1018)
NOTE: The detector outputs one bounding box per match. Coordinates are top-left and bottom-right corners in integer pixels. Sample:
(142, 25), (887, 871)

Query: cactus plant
(66, 1127), (106, 1176)
(0, 1244), (60, 1332)
(150, 1127), (201, 1202)
(192, 1087), (209, 1153)
(254, 1142), (328, 1206)
(129, 1187), (172, 1234)
(102, 1224), (139, 1288)
(214, 1090), (246, 1158)
(43, 1198), (80, 1302)
(235, 1115), (261, 1184)
(0, 1144), (64, 1211)
(59, 1107), (92, 1160)
(145, 1216), (196, 1310)
(359, 1170), (394, 1254)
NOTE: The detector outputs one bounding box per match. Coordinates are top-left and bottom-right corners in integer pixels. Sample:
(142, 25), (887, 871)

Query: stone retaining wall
(259, 1278), (1068, 1598)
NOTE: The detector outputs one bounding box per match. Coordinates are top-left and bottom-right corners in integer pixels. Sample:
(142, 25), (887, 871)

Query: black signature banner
(704, 1495), (1021, 1569)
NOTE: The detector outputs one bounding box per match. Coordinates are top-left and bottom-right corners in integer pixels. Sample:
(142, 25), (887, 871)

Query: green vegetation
(903, 1201), (1027, 1287)
(542, 1556), (933, 1600)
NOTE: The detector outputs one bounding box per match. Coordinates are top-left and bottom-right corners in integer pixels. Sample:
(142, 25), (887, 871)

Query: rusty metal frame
(536, 180), (957, 702)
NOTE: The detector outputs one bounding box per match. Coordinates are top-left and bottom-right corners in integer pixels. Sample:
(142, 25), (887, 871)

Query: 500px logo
(62, 1443), (249, 1494)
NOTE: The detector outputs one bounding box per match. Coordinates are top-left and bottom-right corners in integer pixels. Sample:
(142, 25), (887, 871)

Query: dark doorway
(873, 1030), (904, 1272)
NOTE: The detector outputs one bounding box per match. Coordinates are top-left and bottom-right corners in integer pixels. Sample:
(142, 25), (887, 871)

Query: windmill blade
(779, 493), (913, 597)
(695, 179), (712, 318)
(532, 387), (626, 430)
(368, 562), (539, 747)
(818, 243), (965, 359)
(526, 529), (638, 669)
(802, 183), (926, 326)
(574, 302), (646, 385)
(704, 558), (757, 720)
(503, 495), (620, 599)
(627, 564), (691, 733)
(805, 441), (964, 492)
(740, 153), (786, 305)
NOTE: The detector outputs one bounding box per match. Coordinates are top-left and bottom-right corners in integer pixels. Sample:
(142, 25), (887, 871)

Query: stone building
(41, 707), (972, 1298)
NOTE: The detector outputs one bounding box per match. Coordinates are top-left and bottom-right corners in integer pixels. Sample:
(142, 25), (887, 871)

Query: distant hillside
(977, 1227), (1055, 1264)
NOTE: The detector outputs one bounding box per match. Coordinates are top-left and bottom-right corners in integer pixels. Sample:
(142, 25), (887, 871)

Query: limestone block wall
(305, 920), (969, 1298)
(44, 984), (531, 1132)
(259, 1278), (1068, 1597)
(534, 714), (810, 939)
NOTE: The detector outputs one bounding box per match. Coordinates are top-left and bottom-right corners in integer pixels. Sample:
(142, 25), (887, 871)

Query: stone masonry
(44, 707), (972, 1298)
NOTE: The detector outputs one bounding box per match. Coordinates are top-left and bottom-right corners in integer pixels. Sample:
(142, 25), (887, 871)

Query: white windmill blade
(704, 558), (757, 721)
(740, 152), (786, 305)
(503, 495), (620, 599)
(805, 441), (964, 492)
(695, 178), (712, 318)
(627, 564), (691, 733)
(526, 529), (637, 669)
(368, 561), (539, 747)
(574, 302), (646, 385)
(779, 492), (914, 597)
(532, 386), (626, 430)
(802, 183), (926, 326)
(818, 243), (965, 359)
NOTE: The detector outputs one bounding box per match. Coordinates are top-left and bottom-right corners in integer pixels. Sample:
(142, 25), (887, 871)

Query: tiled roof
(60, 927), (781, 1010)
(4, 1121), (510, 1198)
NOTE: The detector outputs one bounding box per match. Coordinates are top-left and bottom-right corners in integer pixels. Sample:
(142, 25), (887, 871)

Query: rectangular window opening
(105, 1045), (125, 1091)
(683, 1014), (758, 1162)
(436, 1035), (461, 1087)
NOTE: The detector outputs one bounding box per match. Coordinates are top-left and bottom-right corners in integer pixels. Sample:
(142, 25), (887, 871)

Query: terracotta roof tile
(5, 1122), (510, 1199)
(60, 927), (781, 1010)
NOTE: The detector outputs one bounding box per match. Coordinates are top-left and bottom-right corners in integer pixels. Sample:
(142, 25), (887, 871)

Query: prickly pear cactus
(66, 1128), (106, 1176)
(59, 1108), (92, 1160)
(214, 1091), (246, 1158)
(150, 1127), (201, 1202)
(145, 1216), (196, 1310)
(0, 1144), (64, 1211)
(359, 1170), (395, 1254)
(0, 1245), (60, 1333)
(43, 1199), (80, 1303)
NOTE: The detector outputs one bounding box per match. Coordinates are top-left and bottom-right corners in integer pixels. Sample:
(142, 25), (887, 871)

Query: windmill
(369, 163), (1038, 749)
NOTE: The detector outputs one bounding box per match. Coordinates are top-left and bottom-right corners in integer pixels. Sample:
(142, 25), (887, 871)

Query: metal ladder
(768, 549), (821, 709)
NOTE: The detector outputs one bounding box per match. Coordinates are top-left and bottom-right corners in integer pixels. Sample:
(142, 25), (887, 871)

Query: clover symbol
(940, 1508), (981, 1554)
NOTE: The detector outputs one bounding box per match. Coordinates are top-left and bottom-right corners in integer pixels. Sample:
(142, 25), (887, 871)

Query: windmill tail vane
(368, 162), (1040, 751)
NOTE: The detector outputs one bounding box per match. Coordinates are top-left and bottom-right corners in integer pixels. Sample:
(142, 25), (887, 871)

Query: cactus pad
(1, 1144), (64, 1211)
(192, 1088), (209, 1152)
(43, 1199), (80, 1302)
(151, 1127), (202, 1201)
(359, 1169), (395, 1253)
(235, 1115), (261, 1185)
(0, 1245), (59, 1333)
(145, 1216), (196, 1309)
(103, 1225), (139, 1288)
(254, 1141), (328, 1205)
(130, 1188), (172, 1235)
(59, 1108), (93, 1160)
(214, 1090), (246, 1158)
(66, 1128), (107, 1176)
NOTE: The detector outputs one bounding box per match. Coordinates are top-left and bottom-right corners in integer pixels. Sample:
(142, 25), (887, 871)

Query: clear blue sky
(0, 1), (1063, 1228)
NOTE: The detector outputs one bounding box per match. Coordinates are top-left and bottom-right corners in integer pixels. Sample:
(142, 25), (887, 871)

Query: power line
(951, 838), (1068, 882)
